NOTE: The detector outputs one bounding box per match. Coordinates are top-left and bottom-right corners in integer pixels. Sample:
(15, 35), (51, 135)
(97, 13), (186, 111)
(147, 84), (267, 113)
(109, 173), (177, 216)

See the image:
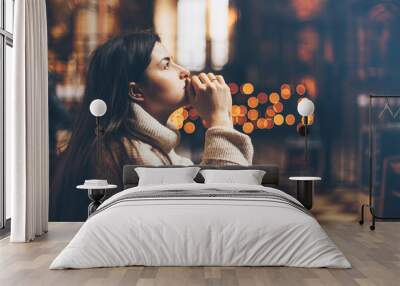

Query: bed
(50, 165), (350, 269)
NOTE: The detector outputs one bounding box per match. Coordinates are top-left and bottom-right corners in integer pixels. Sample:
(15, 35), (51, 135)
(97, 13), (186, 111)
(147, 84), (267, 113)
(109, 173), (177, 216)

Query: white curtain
(7, 0), (49, 242)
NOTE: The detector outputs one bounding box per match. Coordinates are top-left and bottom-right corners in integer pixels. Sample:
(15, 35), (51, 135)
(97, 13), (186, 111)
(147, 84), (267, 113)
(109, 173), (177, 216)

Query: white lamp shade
(89, 99), (107, 117)
(297, 98), (315, 116)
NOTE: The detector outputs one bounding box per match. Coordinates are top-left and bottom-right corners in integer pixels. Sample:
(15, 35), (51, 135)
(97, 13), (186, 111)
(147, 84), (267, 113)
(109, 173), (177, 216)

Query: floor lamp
(89, 99), (107, 174)
(297, 98), (315, 171)
(86, 99), (108, 215)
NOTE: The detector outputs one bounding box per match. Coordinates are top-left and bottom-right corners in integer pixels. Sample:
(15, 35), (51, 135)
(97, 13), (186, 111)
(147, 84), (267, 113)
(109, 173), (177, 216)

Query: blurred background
(46, 0), (400, 221)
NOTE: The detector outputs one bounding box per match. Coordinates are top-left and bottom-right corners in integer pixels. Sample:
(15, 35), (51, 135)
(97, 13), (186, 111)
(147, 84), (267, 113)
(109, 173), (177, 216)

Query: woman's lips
(184, 78), (194, 101)
(184, 77), (190, 89)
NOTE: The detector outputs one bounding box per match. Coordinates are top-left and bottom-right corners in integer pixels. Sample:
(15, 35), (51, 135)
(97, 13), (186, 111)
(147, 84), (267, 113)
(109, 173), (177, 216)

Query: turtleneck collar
(126, 103), (181, 154)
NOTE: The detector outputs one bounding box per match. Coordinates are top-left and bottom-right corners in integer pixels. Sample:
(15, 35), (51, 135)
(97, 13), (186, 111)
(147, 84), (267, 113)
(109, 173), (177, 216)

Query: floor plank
(0, 222), (399, 286)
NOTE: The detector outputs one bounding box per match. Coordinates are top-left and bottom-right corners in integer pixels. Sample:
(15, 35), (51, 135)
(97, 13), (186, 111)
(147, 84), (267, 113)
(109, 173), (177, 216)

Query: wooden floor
(0, 222), (399, 286)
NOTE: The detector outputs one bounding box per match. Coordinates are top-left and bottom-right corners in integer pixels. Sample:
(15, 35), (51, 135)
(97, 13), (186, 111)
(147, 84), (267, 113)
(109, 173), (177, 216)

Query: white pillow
(135, 167), (200, 186)
(200, 169), (266, 185)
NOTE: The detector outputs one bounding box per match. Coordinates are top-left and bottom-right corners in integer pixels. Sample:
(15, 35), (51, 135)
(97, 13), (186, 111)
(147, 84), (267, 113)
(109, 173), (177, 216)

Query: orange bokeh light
(285, 114), (296, 125)
(257, 92), (268, 104)
(232, 105), (241, 117)
(273, 102), (284, 113)
(269, 92), (280, 104)
(243, 122), (254, 134)
(247, 109), (259, 121)
(183, 122), (196, 134)
(256, 118), (268, 129)
(296, 84), (306, 95)
(273, 114), (284, 126)
(247, 96), (259, 108)
(281, 87), (291, 100)
(228, 83), (239, 94)
(265, 106), (275, 117)
(182, 109), (189, 120)
(241, 83), (254, 95)
(238, 116), (246, 125)
(301, 114), (314, 125)
(266, 118), (274, 129)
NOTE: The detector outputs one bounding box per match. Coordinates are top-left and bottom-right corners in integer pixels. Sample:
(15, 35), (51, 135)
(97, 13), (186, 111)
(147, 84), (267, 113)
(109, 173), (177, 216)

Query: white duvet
(50, 183), (351, 269)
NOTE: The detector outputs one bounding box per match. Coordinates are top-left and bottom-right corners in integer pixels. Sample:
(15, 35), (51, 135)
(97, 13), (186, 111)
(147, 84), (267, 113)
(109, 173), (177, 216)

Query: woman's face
(140, 42), (191, 117)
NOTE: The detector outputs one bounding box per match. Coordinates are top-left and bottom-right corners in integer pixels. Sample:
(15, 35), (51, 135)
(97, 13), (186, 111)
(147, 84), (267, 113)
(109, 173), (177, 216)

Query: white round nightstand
(77, 183), (117, 217)
(289, 176), (321, 210)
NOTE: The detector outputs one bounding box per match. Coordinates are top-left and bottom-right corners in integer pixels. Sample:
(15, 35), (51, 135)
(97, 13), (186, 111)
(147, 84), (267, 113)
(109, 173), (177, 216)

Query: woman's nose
(179, 66), (190, 79)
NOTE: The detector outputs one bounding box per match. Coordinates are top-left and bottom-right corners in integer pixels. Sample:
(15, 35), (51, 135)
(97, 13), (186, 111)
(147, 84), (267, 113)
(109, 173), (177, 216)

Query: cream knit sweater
(123, 104), (254, 166)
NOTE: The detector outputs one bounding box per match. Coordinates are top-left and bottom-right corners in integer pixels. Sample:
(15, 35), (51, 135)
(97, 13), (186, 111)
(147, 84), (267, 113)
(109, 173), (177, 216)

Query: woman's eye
(164, 61), (170, 69)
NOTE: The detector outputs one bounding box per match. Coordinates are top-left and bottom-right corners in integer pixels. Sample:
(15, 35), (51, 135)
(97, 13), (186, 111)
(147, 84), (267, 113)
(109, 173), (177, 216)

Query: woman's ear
(128, 82), (145, 102)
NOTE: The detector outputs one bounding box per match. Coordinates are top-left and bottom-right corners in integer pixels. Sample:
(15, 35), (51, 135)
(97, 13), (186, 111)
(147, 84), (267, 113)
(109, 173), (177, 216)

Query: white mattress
(50, 183), (351, 269)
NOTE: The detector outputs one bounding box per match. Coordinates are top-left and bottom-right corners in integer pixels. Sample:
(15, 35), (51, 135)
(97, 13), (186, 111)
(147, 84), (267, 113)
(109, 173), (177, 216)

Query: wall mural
(46, 0), (400, 221)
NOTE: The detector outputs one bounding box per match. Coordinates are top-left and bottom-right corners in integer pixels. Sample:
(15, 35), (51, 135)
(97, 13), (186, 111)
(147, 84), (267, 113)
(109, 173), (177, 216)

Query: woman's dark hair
(51, 31), (160, 221)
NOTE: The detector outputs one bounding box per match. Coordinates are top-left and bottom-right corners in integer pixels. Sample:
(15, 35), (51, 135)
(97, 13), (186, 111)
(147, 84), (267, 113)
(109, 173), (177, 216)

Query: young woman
(51, 31), (254, 221)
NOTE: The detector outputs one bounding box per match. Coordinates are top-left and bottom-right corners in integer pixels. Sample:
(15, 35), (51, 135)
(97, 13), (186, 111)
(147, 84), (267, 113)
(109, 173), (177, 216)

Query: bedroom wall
(46, 0), (400, 221)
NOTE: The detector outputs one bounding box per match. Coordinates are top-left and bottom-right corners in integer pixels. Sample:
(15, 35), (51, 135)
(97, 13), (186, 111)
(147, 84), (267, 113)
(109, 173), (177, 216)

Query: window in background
(162, 0), (232, 72)
(177, 0), (206, 71)
(209, 0), (229, 70)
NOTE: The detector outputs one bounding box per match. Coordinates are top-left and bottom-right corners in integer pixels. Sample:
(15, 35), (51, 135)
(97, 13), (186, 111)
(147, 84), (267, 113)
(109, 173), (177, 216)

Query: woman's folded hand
(186, 72), (233, 129)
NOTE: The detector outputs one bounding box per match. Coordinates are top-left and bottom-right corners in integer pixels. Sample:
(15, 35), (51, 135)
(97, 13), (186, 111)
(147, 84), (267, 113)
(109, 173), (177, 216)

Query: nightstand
(289, 176), (321, 210)
(77, 181), (117, 217)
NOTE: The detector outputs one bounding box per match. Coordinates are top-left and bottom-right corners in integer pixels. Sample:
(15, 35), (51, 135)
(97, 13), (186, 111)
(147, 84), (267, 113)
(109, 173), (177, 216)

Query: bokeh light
(257, 92), (268, 104)
(265, 106), (275, 117)
(248, 109), (259, 121)
(183, 122), (196, 134)
(273, 114), (284, 126)
(182, 109), (189, 120)
(242, 122), (254, 134)
(239, 105), (248, 116)
(228, 83), (239, 94)
(247, 96), (259, 108)
(232, 105), (241, 116)
(285, 114), (296, 125)
(266, 118), (274, 129)
(241, 83), (254, 95)
(296, 84), (306, 95)
(281, 85), (291, 100)
(301, 114), (314, 125)
(269, 92), (280, 104)
(273, 102), (283, 113)
(238, 116), (246, 125)
(256, 118), (267, 129)
(169, 108), (185, 129)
